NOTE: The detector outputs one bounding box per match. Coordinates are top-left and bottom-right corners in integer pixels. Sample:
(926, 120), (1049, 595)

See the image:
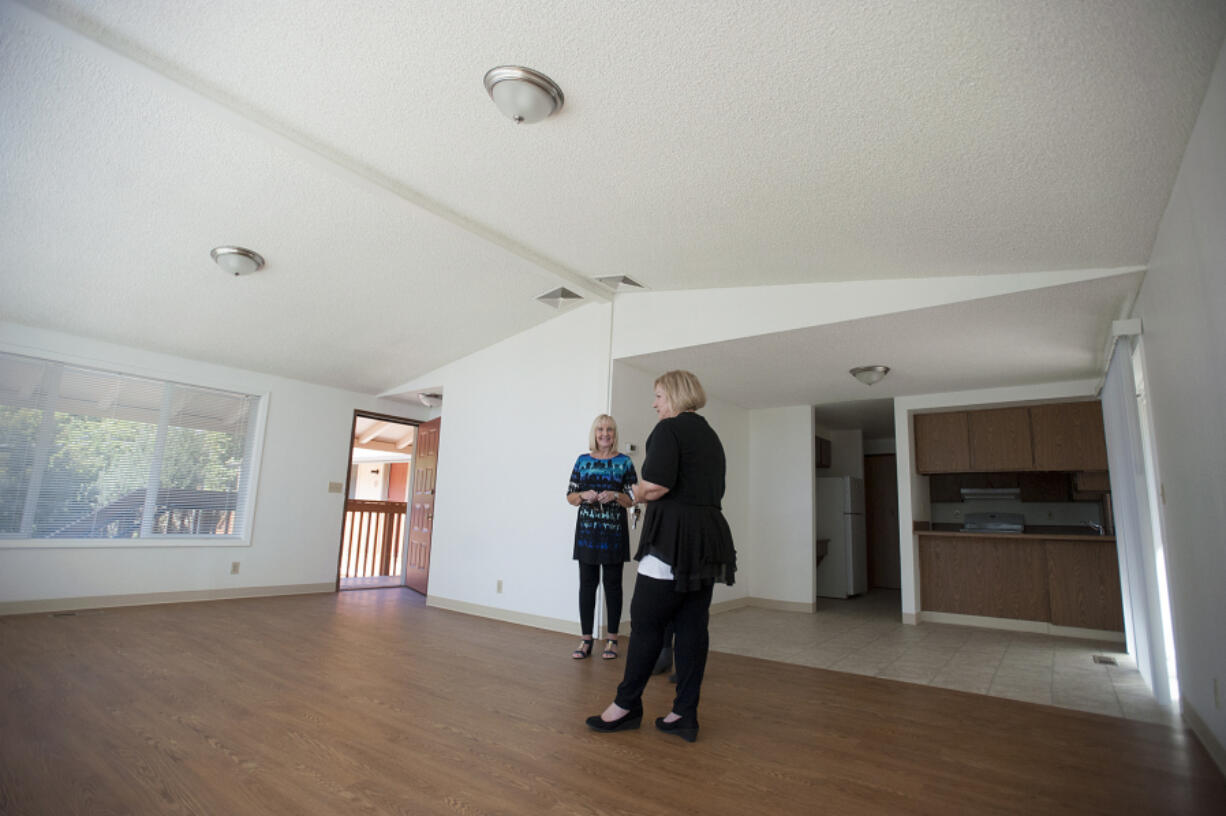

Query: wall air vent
(535, 287), (584, 308)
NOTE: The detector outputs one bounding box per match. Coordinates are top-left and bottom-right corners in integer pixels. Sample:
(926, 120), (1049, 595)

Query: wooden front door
(406, 417), (440, 595)
(864, 453), (900, 589)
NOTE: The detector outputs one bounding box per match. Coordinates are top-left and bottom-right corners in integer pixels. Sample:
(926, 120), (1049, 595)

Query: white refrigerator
(815, 476), (867, 599)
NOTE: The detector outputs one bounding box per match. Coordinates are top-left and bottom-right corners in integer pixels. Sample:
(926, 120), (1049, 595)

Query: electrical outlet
(230, 561), (240, 575)
(497, 579), (503, 593)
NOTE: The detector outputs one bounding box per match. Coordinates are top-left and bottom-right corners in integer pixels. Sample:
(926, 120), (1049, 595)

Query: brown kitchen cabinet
(913, 412), (971, 473)
(1074, 470), (1111, 492)
(1045, 539), (1124, 631)
(815, 436), (832, 469)
(1030, 401), (1109, 471)
(915, 400), (1108, 474)
(918, 535), (1050, 621)
(968, 407), (1033, 470)
(917, 532), (1124, 632)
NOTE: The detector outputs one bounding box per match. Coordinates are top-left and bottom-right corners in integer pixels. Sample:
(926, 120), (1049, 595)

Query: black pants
(578, 562), (623, 636)
(615, 574), (714, 721)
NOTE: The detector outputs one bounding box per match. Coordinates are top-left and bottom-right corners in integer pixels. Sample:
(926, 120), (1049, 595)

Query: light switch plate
(328, 481), (344, 493)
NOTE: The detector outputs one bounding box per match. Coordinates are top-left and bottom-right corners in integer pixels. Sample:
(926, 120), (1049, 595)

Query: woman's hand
(580, 490), (600, 503)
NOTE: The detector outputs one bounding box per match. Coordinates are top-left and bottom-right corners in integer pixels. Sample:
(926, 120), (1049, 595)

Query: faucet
(1082, 521), (1104, 535)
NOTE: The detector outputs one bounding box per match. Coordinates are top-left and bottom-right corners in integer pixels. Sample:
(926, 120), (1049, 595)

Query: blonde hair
(654, 370), (707, 413)
(588, 414), (620, 453)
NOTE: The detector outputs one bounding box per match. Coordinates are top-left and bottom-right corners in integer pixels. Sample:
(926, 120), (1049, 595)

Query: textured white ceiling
(1, 0), (1223, 400)
(618, 271), (1145, 410)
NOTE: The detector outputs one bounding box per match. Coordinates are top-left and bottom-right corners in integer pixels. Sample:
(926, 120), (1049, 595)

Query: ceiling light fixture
(210, 246), (265, 276)
(483, 66), (564, 124)
(417, 392), (443, 408)
(850, 365), (890, 386)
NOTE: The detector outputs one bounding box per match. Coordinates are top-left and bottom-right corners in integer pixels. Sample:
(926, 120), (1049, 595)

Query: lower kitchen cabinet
(918, 533), (1123, 631)
(1046, 539), (1125, 631)
(918, 536), (1050, 621)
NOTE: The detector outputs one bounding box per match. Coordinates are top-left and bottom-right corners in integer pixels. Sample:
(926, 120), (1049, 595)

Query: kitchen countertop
(917, 526), (1114, 542)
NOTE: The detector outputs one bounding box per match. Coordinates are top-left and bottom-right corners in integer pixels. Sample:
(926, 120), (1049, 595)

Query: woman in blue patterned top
(567, 414), (638, 660)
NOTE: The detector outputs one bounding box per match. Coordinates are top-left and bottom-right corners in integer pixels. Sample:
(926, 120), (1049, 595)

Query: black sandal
(572, 638), (594, 659)
(601, 639), (619, 660)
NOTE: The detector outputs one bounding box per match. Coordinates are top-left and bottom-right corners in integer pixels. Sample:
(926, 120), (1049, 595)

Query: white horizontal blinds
(0, 350), (258, 540)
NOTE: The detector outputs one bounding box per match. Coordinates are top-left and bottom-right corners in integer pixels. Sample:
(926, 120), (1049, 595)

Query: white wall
(393, 304), (614, 631)
(748, 406), (815, 606)
(0, 322), (427, 609)
(1132, 37), (1226, 758)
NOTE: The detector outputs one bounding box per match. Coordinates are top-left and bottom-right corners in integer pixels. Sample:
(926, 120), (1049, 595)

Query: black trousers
(578, 562), (624, 636)
(615, 574), (714, 721)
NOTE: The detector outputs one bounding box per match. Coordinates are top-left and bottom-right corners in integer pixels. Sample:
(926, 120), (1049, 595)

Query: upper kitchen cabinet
(967, 407), (1033, 471)
(1030, 401), (1109, 471)
(914, 412), (971, 473)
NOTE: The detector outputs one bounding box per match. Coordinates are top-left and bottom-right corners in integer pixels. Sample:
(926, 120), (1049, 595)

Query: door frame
(335, 409), (421, 592)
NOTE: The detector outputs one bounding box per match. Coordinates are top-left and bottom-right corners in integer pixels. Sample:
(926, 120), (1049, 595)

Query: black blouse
(636, 412), (737, 590)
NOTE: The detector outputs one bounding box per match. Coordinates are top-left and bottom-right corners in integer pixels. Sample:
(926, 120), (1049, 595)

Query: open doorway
(337, 411), (418, 591)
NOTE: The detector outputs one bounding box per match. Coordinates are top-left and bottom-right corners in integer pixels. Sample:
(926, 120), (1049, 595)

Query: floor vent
(1092, 655), (1118, 666)
(50, 611), (79, 617)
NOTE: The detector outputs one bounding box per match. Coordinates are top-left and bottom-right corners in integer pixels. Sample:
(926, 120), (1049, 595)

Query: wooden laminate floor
(2, 589), (1223, 815)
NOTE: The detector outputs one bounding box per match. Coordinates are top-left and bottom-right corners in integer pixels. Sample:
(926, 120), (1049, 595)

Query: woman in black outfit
(586, 370), (736, 742)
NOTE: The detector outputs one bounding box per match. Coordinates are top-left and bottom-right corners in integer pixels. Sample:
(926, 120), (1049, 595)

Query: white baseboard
(710, 596), (816, 614)
(427, 594), (816, 636)
(0, 583), (336, 616)
(709, 596), (754, 615)
(919, 610), (1126, 642)
(426, 596), (578, 636)
(1181, 699), (1226, 778)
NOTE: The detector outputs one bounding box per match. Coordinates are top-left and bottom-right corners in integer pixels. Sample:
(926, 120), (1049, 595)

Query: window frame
(0, 345), (269, 550)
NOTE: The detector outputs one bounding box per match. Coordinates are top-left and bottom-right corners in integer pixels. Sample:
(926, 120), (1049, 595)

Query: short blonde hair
(588, 414), (619, 453)
(654, 370), (707, 413)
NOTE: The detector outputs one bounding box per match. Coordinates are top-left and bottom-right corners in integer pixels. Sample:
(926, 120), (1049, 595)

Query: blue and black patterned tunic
(568, 452), (638, 564)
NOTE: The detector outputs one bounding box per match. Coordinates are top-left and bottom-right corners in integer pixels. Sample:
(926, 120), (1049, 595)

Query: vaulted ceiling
(3, 1), (1223, 418)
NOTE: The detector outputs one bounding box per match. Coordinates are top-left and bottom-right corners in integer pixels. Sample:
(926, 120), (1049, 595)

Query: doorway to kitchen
(337, 411), (419, 591)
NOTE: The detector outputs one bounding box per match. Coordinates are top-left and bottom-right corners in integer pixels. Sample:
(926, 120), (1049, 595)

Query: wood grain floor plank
(2, 590), (1223, 815)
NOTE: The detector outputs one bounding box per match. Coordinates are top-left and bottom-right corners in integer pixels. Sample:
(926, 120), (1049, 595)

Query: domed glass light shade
(483, 66), (564, 124)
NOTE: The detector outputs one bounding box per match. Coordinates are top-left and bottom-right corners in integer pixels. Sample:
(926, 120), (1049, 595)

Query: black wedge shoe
(655, 715), (699, 742)
(585, 705), (642, 733)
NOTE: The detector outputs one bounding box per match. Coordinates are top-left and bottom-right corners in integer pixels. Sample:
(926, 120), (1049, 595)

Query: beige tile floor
(708, 589), (1181, 726)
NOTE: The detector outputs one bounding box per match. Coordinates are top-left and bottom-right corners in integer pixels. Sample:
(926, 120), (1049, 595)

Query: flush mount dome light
(210, 246), (265, 276)
(850, 365), (890, 386)
(483, 66), (564, 124)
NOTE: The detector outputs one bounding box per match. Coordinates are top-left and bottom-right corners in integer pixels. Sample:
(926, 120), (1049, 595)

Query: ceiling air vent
(595, 275), (645, 290)
(535, 287), (583, 308)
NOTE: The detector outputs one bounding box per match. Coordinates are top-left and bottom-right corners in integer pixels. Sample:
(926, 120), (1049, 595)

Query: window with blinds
(0, 351), (261, 541)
